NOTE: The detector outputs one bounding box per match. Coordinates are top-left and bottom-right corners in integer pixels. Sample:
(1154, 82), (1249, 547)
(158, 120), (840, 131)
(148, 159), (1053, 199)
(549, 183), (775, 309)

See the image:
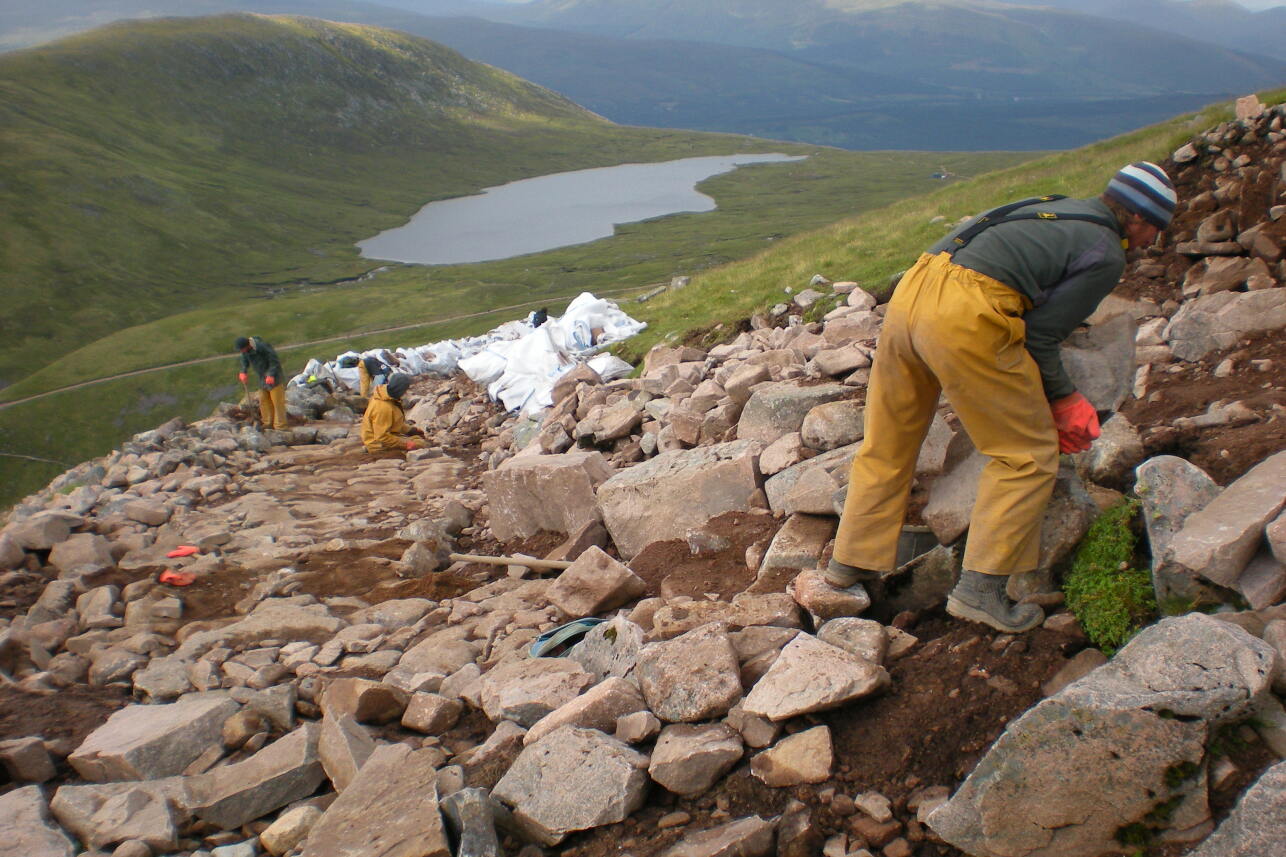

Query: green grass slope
(614, 87), (1286, 362)
(0, 13), (1041, 508)
(0, 11), (762, 390)
(0, 144), (1030, 508)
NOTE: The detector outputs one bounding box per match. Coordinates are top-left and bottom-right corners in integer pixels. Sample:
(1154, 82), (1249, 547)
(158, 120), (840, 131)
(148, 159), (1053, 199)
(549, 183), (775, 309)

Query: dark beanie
(234, 336), (250, 351)
(386, 373), (412, 399)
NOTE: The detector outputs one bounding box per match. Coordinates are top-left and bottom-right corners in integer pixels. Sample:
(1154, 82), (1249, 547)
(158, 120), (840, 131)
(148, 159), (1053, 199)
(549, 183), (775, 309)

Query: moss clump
(1063, 500), (1157, 654)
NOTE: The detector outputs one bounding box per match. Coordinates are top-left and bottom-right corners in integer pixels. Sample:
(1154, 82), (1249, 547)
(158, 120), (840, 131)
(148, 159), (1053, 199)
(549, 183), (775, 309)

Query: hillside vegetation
(0, 11), (776, 390)
(0, 13), (1037, 507)
(614, 86), (1286, 360)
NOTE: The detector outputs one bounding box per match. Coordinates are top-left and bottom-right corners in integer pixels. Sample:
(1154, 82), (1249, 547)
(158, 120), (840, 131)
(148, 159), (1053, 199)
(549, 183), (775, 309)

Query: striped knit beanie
(1105, 162), (1177, 229)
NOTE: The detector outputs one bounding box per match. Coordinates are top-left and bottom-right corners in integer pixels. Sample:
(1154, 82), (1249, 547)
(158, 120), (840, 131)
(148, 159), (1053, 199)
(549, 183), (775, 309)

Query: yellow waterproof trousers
(259, 385), (288, 431)
(834, 252), (1060, 576)
(358, 362), (372, 398)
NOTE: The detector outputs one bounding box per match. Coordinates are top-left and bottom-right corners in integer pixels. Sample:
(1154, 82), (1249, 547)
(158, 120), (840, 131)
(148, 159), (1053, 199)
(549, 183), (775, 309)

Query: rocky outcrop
(928, 615), (1278, 857)
(1, 102), (1284, 857)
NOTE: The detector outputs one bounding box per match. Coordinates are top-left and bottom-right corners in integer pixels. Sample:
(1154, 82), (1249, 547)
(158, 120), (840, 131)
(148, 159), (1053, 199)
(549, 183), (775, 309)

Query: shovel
(240, 379), (263, 428)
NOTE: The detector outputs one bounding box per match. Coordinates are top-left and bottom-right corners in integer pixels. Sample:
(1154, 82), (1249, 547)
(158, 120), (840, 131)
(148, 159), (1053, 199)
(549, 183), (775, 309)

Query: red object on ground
(166, 546), (199, 558)
(159, 569), (197, 586)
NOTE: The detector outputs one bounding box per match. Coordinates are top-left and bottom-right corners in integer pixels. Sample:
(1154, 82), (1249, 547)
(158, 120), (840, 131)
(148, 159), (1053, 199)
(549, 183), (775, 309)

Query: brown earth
(1113, 131), (1286, 486)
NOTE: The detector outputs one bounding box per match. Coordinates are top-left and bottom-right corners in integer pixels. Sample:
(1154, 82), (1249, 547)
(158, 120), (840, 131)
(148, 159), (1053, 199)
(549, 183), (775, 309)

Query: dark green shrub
(1063, 499), (1156, 654)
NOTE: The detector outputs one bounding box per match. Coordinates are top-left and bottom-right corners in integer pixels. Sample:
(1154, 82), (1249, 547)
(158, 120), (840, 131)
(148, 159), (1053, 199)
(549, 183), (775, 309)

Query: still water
(358, 153), (805, 265)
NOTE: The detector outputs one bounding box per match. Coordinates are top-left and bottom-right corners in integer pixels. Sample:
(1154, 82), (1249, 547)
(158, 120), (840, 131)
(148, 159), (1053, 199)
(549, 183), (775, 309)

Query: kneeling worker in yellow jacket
(361, 373), (426, 452)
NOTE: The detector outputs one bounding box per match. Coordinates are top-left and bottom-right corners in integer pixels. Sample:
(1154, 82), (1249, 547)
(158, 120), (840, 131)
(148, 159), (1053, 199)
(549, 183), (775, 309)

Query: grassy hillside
(0, 144), (1030, 505)
(0, 13), (1040, 507)
(0, 11), (790, 390)
(615, 87), (1286, 363)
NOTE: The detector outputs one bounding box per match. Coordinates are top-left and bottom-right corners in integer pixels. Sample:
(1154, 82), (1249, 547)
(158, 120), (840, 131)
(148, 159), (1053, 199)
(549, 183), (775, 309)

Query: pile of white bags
(288, 292), (645, 414)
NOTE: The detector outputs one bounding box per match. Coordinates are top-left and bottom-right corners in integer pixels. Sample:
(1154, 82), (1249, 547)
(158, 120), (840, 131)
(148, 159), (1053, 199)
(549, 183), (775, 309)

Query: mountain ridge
(0, 0), (1281, 152)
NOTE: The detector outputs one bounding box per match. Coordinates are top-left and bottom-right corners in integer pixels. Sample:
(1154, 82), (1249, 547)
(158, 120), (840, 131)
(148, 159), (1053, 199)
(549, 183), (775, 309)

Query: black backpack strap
(946, 195), (1123, 256)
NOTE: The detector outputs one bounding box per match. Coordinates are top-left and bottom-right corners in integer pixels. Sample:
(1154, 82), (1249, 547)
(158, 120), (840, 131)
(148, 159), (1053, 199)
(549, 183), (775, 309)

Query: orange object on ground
(159, 569), (197, 586)
(166, 546), (199, 558)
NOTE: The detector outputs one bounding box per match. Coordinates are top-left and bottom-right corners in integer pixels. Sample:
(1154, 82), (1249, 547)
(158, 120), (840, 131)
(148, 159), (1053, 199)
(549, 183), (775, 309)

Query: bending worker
(358, 353), (392, 399)
(361, 373), (426, 452)
(235, 336), (288, 431)
(826, 162), (1176, 633)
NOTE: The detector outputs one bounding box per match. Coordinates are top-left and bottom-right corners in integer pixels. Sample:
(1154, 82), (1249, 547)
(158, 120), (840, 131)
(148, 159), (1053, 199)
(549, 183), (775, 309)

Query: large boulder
(0, 786), (75, 857)
(567, 616), (645, 682)
(4, 513), (74, 551)
(598, 441), (764, 559)
(1159, 451), (1286, 591)
(648, 593), (804, 641)
(48, 534), (114, 577)
(50, 779), (187, 853)
(1184, 760), (1286, 857)
(763, 442), (859, 516)
(300, 743), (449, 857)
(524, 676), (647, 746)
(69, 696), (239, 782)
(175, 603), (346, 660)
(483, 451), (614, 542)
(753, 514), (836, 591)
(1135, 455), (1223, 603)
(928, 614), (1278, 857)
(750, 725), (832, 787)
(0, 532), (24, 569)
(1060, 313), (1137, 412)
(648, 723), (744, 796)
(1165, 289), (1286, 362)
(546, 546), (646, 618)
(475, 656), (594, 727)
(188, 724), (324, 829)
(799, 401), (864, 452)
(742, 634), (886, 721)
(659, 815), (775, 857)
(737, 383), (848, 444)
(636, 623), (742, 723)
(493, 726), (649, 845)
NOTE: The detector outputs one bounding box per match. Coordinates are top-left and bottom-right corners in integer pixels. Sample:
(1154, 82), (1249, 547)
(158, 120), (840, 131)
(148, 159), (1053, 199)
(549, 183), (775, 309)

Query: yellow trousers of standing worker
(259, 385), (288, 431)
(834, 252), (1060, 576)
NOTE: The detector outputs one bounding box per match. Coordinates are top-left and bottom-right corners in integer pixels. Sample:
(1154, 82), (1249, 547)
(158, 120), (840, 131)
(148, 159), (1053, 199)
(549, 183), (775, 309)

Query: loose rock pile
(2, 101), (1286, 857)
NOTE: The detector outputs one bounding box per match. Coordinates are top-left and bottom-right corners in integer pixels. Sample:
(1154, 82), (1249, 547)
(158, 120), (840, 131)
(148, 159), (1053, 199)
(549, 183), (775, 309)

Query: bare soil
(628, 511), (783, 600)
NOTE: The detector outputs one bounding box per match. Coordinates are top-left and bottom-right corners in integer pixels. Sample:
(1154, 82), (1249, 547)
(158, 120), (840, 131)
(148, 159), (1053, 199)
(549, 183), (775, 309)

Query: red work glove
(1050, 392), (1101, 454)
(238, 372), (248, 383)
(264, 375), (275, 387)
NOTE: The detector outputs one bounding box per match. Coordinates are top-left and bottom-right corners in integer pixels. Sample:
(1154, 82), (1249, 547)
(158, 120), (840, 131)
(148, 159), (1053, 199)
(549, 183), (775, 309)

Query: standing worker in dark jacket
(235, 336), (288, 430)
(827, 162), (1177, 633)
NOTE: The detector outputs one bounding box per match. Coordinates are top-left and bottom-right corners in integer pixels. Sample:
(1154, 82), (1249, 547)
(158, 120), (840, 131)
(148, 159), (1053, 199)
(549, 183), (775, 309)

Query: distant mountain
(1015, 0), (1285, 60)
(494, 0), (1286, 96)
(0, 0), (1278, 152)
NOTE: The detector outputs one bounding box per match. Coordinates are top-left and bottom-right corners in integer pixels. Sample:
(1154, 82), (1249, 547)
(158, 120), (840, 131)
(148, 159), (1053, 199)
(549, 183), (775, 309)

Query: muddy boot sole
(946, 594), (1043, 634)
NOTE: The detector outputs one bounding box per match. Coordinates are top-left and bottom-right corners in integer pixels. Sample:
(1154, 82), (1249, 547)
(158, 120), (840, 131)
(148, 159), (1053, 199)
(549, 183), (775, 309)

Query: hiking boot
(946, 569), (1044, 633)
(824, 558), (884, 602)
